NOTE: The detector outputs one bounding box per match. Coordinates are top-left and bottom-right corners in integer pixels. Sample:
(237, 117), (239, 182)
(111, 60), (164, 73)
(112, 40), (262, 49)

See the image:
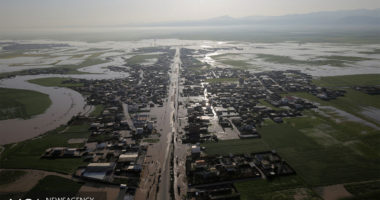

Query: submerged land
(0, 39), (379, 200)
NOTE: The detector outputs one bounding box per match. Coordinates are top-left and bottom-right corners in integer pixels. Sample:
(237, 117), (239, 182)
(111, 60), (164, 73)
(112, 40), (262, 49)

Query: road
(135, 48), (182, 200)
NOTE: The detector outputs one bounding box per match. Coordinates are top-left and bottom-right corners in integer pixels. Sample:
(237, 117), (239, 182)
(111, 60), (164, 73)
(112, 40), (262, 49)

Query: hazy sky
(1, 0), (380, 29)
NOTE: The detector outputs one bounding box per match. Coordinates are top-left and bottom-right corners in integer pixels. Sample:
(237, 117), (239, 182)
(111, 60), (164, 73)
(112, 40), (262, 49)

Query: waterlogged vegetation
(0, 88), (52, 120)
(313, 74), (380, 88)
(211, 53), (253, 69)
(212, 53), (373, 69)
(0, 123), (91, 174)
(0, 52), (107, 79)
(55, 52), (106, 73)
(28, 77), (84, 87)
(318, 55), (371, 62)
(256, 53), (372, 67)
(290, 90), (380, 125)
(0, 51), (48, 59)
(125, 54), (160, 65)
(359, 48), (380, 55)
(218, 59), (252, 69)
(289, 74), (380, 126)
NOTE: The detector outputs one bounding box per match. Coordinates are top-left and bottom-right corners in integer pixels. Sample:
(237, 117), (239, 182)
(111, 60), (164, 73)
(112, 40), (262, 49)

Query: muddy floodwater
(0, 75), (87, 144)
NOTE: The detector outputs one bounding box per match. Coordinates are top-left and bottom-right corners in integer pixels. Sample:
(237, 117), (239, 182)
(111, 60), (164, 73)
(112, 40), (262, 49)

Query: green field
(89, 104), (104, 117)
(126, 54), (160, 65)
(261, 112), (380, 186)
(27, 175), (83, 197)
(235, 176), (321, 200)
(289, 90), (380, 126)
(288, 74), (380, 127)
(29, 77), (84, 87)
(0, 170), (27, 185)
(0, 88), (52, 120)
(203, 108), (380, 199)
(0, 123), (90, 174)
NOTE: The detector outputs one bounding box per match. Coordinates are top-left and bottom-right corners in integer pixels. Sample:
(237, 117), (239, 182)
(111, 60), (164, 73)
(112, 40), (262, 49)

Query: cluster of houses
(42, 147), (82, 158)
(185, 148), (294, 200)
(206, 69), (338, 136)
(353, 86), (380, 95)
(255, 70), (345, 100)
(178, 60), (347, 143)
(39, 47), (176, 195)
(186, 150), (294, 186)
(183, 103), (217, 143)
(176, 51), (337, 199)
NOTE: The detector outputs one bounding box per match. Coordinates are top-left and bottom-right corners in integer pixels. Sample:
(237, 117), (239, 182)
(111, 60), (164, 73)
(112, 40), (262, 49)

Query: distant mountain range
(135, 9), (380, 27)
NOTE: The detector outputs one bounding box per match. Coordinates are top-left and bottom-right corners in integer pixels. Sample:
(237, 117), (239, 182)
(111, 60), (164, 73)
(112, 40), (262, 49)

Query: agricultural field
(235, 176), (321, 200)
(0, 123), (91, 174)
(89, 104), (104, 117)
(28, 77), (84, 87)
(204, 109), (380, 198)
(0, 170), (27, 185)
(292, 74), (380, 126)
(26, 175), (83, 198)
(0, 88), (51, 120)
(202, 73), (380, 198)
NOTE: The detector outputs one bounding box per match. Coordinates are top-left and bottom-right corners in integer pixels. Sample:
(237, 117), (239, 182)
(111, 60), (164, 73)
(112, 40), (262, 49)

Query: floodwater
(1, 39), (380, 145)
(0, 75), (87, 144)
(0, 47), (130, 144)
(318, 106), (380, 130)
(361, 106), (380, 124)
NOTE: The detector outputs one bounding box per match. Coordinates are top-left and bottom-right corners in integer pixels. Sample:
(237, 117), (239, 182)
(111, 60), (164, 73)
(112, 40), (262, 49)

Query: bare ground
(314, 184), (353, 200)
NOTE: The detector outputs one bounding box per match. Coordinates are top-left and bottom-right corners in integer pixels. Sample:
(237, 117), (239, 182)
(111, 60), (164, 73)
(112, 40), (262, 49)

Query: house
(118, 153), (139, 163)
(191, 145), (201, 159)
(82, 162), (116, 180)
